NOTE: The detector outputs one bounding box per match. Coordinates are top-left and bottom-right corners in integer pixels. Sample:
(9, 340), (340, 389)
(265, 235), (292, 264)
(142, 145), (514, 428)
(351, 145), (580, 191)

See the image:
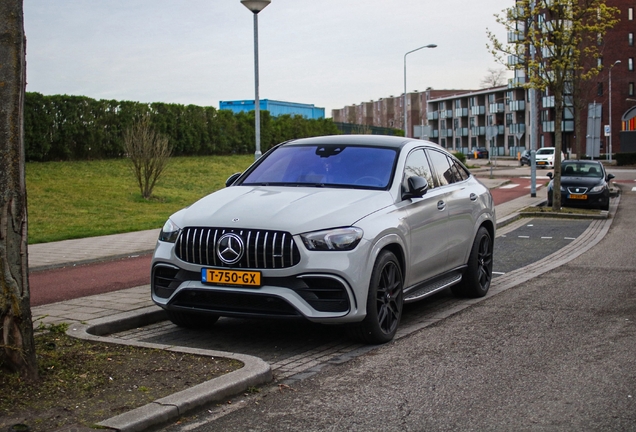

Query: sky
(23, 0), (512, 116)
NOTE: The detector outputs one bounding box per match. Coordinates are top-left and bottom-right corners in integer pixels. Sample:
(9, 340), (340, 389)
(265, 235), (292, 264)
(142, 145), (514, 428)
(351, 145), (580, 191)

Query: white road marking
(493, 271), (506, 275)
(518, 235), (530, 238)
(632, 186), (636, 192)
(541, 237), (552, 239)
(501, 184), (520, 189)
(564, 237), (576, 240)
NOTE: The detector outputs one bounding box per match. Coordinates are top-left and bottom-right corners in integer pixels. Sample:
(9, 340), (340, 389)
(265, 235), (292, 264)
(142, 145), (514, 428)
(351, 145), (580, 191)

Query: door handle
(470, 193), (478, 201)
(437, 200), (445, 210)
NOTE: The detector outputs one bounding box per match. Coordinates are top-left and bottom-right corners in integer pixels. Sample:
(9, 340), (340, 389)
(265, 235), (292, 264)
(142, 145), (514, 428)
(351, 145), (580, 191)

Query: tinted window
(450, 159), (470, 181)
(426, 149), (454, 187)
(403, 149), (434, 192)
(561, 162), (603, 178)
(241, 145), (398, 189)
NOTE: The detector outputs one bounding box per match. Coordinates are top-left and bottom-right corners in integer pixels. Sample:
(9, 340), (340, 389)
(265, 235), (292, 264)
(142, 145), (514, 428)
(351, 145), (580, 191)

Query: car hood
(172, 186), (394, 234)
(559, 176), (603, 188)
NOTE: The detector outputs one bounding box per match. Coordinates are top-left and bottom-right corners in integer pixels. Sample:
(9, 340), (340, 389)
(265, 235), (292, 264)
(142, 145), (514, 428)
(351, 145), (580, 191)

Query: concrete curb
(67, 310), (272, 432)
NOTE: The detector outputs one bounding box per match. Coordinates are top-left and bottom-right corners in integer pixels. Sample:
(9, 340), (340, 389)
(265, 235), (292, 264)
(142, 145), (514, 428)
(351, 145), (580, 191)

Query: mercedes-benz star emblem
(216, 233), (244, 265)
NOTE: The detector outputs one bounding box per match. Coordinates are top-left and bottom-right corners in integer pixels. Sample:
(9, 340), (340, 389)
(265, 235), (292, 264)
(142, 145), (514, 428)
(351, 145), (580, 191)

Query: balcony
(543, 96), (555, 108)
(455, 128), (469, 137)
(441, 129), (453, 137)
(454, 108), (468, 117)
(508, 123), (526, 134)
(471, 126), (486, 136)
(439, 109), (453, 119)
(427, 111), (439, 120)
(508, 30), (524, 43)
(508, 55), (522, 66)
(509, 100), (525, 111)
(489, 103), (505, 114)
(470, 106), (485, 116)
(542, 121), (574, 133)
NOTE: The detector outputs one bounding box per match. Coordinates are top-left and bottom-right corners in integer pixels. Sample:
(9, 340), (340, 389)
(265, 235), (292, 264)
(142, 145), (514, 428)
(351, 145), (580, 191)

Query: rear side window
(450, 159), (470, 182)
(426, 149), (454, 187)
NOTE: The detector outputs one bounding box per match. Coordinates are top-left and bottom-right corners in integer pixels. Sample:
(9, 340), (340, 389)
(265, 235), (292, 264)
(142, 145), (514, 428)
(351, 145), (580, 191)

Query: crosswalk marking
(501, 184), (520, 189)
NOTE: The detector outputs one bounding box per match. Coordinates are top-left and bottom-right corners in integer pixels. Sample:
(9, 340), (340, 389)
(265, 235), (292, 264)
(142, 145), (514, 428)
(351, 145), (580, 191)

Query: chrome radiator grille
(175, 227), (301, 269)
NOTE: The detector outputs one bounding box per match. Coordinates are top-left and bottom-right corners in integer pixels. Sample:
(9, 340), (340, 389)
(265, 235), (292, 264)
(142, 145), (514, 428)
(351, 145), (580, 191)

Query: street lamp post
(241, 0), (271, 160)
(609, 60), (621, 162)
(403, 44), (436, 137)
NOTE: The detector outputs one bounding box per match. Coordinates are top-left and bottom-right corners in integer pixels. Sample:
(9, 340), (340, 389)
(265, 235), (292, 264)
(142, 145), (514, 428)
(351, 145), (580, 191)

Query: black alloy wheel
(349, 250), (403, 344)
(452, 227), (493, 298)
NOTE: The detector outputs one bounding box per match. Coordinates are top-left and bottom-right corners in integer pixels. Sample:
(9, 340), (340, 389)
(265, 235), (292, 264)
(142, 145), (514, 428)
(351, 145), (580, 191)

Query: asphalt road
(157, 185), (636, 432)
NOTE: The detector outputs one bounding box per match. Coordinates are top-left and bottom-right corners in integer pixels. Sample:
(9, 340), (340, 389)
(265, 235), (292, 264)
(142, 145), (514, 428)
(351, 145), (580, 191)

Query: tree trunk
(0, 0), (38, 381)
(552, 87), (564, 212)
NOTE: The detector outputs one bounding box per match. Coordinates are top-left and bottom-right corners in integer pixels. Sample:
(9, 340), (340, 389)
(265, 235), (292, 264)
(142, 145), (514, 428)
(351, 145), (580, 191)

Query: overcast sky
(23, 0), (511, 116)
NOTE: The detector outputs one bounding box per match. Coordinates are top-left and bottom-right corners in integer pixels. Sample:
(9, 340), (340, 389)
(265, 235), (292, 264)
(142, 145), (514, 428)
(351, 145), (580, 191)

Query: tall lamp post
(241, 0), (271, 160)
(404, 44), (436, 137)
(609, 59), (621, 162)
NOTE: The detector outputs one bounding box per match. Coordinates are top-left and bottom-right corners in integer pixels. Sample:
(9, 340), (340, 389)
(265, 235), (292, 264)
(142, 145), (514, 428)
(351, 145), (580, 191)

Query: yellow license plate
(568, 194), (587, 200)
(202, 268), (261, 287)
(537, 161), (546, 165)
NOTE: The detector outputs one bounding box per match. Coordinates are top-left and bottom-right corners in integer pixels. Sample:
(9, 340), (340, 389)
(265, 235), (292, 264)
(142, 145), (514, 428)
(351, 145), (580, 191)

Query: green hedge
(615, 152), (636, 166)
(24, 93), (342, 161)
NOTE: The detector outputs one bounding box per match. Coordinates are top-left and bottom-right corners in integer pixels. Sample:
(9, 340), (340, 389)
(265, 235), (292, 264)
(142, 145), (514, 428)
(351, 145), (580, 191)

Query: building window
(598, 57), (603, 68)
(630, 33), (634, 46)
(630, 7), (634, 20)
(629, 58), (634, 71)
(598, 82), (604, 96)
(630, 82), (635, 96)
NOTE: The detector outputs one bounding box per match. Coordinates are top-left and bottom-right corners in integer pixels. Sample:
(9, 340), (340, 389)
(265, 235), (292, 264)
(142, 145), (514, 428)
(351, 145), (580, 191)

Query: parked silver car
(152, 135), (496, 343)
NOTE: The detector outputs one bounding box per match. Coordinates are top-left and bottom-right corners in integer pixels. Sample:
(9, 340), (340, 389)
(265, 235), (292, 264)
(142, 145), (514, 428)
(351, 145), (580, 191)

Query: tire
(601, 200), (610, 211)
(348, 251), (403, 344)
(166, 310), (219, 329)
(452, 227), (493, 298)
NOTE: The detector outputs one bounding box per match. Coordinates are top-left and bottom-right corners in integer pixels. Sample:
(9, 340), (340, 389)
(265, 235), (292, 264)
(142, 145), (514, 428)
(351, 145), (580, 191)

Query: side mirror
(607, 173), (615, 181)
(225, 172), (242, 187)
(546, 172), (553, 179)
(403, 176), (428, 200)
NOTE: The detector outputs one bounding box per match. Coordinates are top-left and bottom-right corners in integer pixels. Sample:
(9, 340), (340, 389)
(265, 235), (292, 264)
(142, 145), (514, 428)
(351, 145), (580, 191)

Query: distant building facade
(332, 0), (636, 157)
(220, 99), (325, 119)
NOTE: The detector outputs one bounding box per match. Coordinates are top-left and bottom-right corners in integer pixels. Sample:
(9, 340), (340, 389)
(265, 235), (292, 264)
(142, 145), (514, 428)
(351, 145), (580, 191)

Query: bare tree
(123, 116), (172, 199)
(480, 68), (508, 88)
(0, 0), (38, 381)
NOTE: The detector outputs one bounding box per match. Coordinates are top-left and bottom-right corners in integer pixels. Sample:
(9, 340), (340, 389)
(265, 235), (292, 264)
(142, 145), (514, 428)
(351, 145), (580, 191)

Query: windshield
(561, 162), (603, 178)
(240, 144), (398, 189)
(536, 148), (554, 155)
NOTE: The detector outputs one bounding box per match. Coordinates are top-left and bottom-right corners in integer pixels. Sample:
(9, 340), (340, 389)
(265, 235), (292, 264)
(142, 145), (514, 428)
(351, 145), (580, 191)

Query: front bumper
(151, 238), (373, 324)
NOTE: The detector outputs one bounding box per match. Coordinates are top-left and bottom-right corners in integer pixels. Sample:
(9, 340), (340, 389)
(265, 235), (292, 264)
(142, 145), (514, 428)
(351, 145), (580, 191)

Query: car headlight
(159, 219), (180, 243)
(301, 227), (363, 251)
(590, 184), (606, 193)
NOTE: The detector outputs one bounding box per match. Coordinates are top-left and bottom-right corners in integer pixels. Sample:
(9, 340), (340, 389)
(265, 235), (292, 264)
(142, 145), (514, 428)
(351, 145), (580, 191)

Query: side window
(426, 149), (454, 186)
(402, 149), (435, 193)
(450, 158), (469, 182)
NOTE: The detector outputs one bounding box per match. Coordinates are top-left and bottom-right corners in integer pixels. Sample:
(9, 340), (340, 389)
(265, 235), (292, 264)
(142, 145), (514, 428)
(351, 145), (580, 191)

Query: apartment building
(332, 0), (636, 157)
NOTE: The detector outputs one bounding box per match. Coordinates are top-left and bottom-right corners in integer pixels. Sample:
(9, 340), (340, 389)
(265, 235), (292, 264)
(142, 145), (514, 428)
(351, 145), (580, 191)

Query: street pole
(609, 60), (621, 162)
(403, 44), (436, 137)
(241, 0), (271, 160)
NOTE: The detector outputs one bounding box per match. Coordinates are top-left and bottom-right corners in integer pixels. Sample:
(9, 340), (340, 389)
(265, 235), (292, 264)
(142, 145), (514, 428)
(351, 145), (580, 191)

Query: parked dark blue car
(546, 160), (614, 211)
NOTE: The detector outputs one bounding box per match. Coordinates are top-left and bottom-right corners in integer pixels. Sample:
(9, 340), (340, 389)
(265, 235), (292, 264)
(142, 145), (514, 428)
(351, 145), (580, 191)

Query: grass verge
(0, 323), (243, 432)
(26, 155), (254, 244)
